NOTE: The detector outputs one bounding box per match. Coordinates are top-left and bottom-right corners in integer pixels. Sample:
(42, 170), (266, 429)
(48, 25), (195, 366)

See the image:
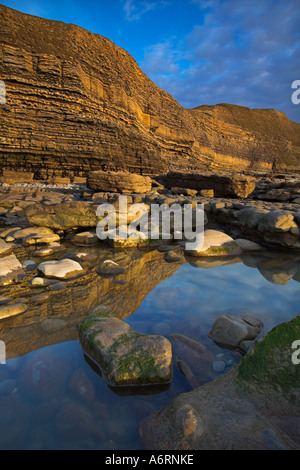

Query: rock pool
(0, 245), (299, 450)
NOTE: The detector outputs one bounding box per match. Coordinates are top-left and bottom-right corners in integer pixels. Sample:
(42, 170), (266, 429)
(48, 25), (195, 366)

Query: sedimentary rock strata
(87, 170), (152, 194)
(0, 4), (299, 181)
(162, 171), (256, 199)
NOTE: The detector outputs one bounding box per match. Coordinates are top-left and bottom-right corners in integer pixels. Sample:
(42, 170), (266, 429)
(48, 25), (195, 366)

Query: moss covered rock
(77, 313), (172, 387)
(237, 314), (300, 392)
(185, 229), (242, 257)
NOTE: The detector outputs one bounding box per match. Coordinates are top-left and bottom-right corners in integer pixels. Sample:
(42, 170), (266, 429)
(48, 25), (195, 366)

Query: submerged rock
(26, 201), (101, 231)
(77, 313), (172, 387)
(0, 303), (28, 320)
(164, 250), (184, 263)
(96, 259), (126, 277)
(32, 242), (66, 257)
(69, 230), (99, 246)
(37, 259), (83, 279)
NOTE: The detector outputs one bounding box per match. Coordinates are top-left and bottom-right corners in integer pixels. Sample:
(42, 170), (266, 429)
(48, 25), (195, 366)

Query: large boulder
(77, 312), (172, 387)
(12, 226), (60, 245)
(185, 229), (242, 257)
(208, 314), (263, 348)
(26, 201), (101, 231)
(87, 170), (152, 194)
(162, 171), (256, 199)
(37, 259), (83, 279)
(234, 208), (300, 251)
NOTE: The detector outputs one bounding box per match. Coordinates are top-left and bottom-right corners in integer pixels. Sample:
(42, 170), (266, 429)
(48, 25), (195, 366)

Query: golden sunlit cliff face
(0, 4), (299, 180)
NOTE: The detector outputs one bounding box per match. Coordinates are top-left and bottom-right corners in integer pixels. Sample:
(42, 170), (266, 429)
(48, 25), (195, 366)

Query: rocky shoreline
(0, 169), (299, 449)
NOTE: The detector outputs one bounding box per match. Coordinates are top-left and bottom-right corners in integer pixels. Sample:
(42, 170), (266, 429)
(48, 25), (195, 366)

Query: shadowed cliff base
(0, 4), (299, 181)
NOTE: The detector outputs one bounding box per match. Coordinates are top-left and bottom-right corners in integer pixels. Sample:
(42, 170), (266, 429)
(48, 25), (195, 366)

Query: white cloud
(121, 0), (157, 21)
(140, 0), (300, 121)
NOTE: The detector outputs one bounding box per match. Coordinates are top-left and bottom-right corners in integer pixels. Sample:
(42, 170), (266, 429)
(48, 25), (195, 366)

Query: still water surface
(0, 251), (299, 449)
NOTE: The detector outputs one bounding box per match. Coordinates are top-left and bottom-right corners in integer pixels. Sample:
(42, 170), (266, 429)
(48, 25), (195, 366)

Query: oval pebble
(211, 360), (226, 373)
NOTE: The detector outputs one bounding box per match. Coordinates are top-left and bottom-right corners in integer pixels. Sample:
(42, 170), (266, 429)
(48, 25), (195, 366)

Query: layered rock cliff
(0, 4), (299, 180)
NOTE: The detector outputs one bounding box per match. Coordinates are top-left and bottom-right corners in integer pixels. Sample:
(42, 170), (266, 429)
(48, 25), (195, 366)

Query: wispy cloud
(121, 0), (157, 21)
(141, 0), (300, 122)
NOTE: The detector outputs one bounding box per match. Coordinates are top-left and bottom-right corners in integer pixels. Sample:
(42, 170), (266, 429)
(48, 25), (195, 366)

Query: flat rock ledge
(77, 312), (172, 387)
(139, 315), (300, 450)
(87, 170), (152, 194)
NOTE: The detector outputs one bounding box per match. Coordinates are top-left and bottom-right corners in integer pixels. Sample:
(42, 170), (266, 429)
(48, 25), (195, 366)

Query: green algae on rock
(237, 314), (300, 392)
(77, 313), (172, 387)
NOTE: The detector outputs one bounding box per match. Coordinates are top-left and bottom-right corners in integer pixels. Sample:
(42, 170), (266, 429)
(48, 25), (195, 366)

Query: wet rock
(49, 282), (67, 291)
(31, 293), (49, 304)
(67, 368), (95, 404)
(163, 171), (256, 199)
(176, 360), (199, 389)
(22, 260), (37, 271)
(171, 334), (215, 387)
(32, 242), (66, 257)
(257, 258), (297, 285)
(69, 230), (99, 246)
(164, 250), (184, 263)
(170, 334), (206, 354)
(0, 303), (28, 320)
(26, 201), (101, 231)
(0, 239), (13, 257)
(12, 226), (60, 245)
(37, 258), (83, 279)
(40, 318), (67, 333)
(0, 253), (26, 286)
(73, 252), (98, 262)
(30, 276), (49, 287)
(104, 226), (151, 248)
(0, 296), (11, 305)
(208, 314), (263, 348)
(77, 313), (172, 387)
(185, 229), (242, 257)
(211, 361), (226, 374)
(234, 238), (264, 252)
(96, 259), (126, 277)
(54, 402), (97, 442)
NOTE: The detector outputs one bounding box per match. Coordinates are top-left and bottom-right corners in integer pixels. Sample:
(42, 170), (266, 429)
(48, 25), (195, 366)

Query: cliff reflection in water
(0, 245), (299, 361)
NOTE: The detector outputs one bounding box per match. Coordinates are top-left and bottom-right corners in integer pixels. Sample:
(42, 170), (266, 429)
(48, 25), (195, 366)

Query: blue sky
(1, 0), (300, 122)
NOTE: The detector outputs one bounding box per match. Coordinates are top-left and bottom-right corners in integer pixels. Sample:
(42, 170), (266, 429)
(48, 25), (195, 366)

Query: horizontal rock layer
(162, 171), (256, 198)
(87, 170), (152, 193)
(0, 4), (299, 180)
